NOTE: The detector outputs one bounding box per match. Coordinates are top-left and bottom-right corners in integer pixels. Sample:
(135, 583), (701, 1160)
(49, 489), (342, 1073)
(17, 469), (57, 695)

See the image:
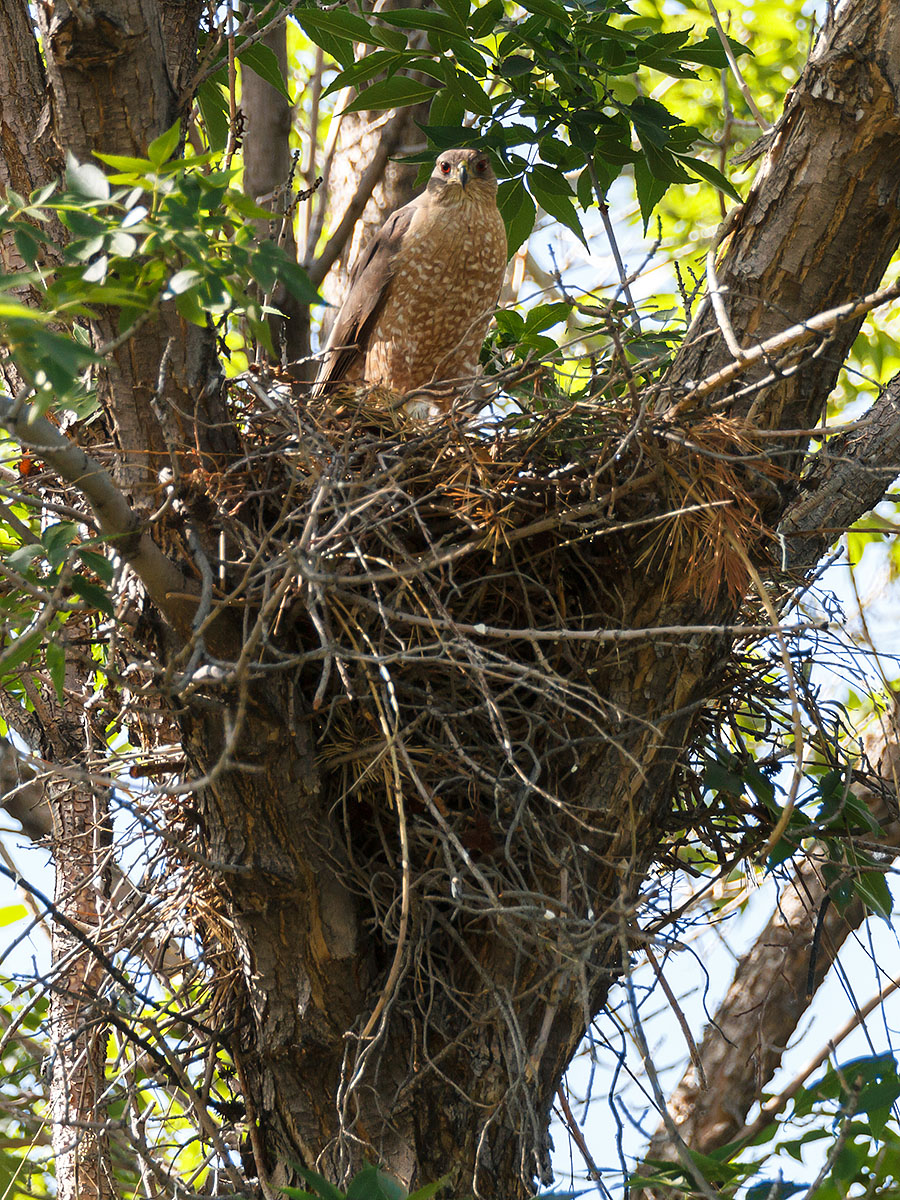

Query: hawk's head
(427, 148), (498, 205)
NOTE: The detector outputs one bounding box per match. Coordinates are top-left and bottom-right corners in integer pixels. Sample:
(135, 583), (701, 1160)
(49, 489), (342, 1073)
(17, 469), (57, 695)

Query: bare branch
(0, 393), (199, 641)
(780, 371), (900, 570)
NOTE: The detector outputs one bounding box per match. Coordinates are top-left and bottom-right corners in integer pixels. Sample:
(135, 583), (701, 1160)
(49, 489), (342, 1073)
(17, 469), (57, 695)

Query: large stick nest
(156, 390), (785, 967)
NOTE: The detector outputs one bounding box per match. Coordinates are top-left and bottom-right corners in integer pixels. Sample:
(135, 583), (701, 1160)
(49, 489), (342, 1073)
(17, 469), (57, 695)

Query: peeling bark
(36, 0), (235, 501)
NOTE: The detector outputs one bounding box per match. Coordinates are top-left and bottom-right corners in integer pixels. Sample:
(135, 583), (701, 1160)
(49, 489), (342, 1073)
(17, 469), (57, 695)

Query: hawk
(312, 148), (509, 412)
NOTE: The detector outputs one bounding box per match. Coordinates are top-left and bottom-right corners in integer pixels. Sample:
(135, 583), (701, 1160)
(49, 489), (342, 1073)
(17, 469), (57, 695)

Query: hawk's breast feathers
(312, 149), (509, 407)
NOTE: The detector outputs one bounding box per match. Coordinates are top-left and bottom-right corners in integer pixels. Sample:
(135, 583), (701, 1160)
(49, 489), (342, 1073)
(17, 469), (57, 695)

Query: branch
(662, 5), (900, 450)
(676, 278), (900, 410)
(0, 393), (200, 642)
(780, 370), (900, 571)
(306, 108), (414, 288)
(635, 696), (900, 1182)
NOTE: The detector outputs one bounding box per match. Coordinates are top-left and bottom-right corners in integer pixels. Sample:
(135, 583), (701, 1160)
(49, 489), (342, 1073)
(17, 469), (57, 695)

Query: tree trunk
(50, 775), (116, 1200)
(6, 1), (900, 1196)
(242, 21), (310, 367)
(35, 0), (235, 501)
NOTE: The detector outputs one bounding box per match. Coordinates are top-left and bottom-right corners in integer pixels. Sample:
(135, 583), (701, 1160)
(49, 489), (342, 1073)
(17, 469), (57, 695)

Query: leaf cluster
(297, 0), (744, 247)
(0, 124), (319, 410)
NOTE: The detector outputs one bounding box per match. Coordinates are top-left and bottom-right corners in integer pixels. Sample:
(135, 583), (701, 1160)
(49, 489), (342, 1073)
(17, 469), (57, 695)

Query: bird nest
(149, 387), (786, 958)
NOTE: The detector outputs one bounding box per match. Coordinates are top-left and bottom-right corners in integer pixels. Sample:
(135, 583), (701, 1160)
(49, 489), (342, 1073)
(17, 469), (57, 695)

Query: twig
(676, 278), (900, 407)
(587, 158), (641, 331)
(644, 944), (707, 1090)
(705, 247), (744, 360)
(733, 975), (900, 1144)
(307, 109), (412, 285)
(707, 0), (771, 132)
(618, 913), (722, 1200)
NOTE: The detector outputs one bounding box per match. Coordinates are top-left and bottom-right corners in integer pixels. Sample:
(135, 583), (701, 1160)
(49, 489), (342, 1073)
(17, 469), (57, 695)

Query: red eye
(440, 161), (451, 174)
(476, 159), (488, 172)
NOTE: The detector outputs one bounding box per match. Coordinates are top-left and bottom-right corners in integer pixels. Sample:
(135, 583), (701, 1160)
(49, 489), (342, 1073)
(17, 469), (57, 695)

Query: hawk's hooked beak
(456, 162), (469, 189)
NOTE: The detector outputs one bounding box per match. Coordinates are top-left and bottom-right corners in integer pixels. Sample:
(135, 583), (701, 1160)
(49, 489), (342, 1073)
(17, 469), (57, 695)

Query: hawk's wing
(312, 199), (421, 396)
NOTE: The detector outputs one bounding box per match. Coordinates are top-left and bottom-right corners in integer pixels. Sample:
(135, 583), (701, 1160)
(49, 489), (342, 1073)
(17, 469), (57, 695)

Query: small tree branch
(306, 108), (413, 287)
(706, 0), (771, 132)
(780, 370), (900, 570)
(0, 393), (199, 642)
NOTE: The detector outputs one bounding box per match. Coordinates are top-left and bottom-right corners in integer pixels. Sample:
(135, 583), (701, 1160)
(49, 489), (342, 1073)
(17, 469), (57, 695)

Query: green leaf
(345, 1165), (406, 1200)
(147, 120), (182, 167)
(676, 154), (742, 202)
(428, 85), (466, 129)
(28, 327), (100, 393)
(275, 258), (325, 307)
(175, 288), (207, 326)
(633, 157), (669, 231)
(77, 549), (114, 583)
(238, 41), (291, 101)
(745, 1182), (805, 1200)
(0, 630), (42, 675)
(434, 0), (470, 29)
(13, 227), (44, 266)
(529, 163), (575, 196)
(83, 254), (108, 284)
(528, 164), (586, 247)
(341, 76), (437, 115)
(289, 1166), (346, 1200)
(93, 152), (154, 173)
(30, 181), (57, 205)
(523, 302), (572, 335)
(519, 0), (567, 21)
(65, 154), (110, 201)
(468, 0), (504, 37)
(766, 835), (798, 870)
(379, 8), (467, 35)
(500, 55), (534, 77)
(165, 269), (202, 297)
(70, 575), (114, 617)
(46, 640), (65, 703)
(679, 27), (752, 68)
(6, 545), (43, 574)
(496, 178), (536, 255)
(198, 78), (230, 152)
(703, 759), (744, 796)
(42, 522), (78, 570)
(297, 8), (405, 60)
(638, 141), (692, 184)
(323, 50), (410, 99)
(441, 35), (486, 77)
(407, 1178), (451, 1200)
(853, 870), (893, 920)
(0, 298), (47, 321)
(452, 69), (493, 117)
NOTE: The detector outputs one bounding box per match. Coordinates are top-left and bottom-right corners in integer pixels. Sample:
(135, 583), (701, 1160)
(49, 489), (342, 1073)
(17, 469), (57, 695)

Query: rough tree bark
(33, 0), (235, 501)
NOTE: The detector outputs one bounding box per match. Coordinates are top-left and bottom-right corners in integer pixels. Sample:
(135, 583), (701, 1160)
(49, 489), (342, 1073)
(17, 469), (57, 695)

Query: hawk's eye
(439, 161), (451, 174)
(475, 159), (488, 172)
